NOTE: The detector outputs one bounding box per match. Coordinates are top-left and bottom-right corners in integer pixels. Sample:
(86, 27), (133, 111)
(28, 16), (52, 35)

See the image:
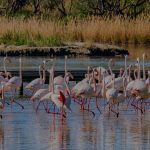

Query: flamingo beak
(70, 74), (74, 80)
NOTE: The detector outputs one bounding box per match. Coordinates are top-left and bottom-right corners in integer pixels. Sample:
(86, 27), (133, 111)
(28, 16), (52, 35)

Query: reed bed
(0, 16), (149, 46)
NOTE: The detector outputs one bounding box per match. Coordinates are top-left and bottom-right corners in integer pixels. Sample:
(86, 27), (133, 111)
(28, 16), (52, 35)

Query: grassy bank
(0, 16), (149, 47)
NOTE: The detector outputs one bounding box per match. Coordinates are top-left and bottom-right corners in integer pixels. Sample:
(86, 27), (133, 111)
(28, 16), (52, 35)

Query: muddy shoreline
(0, 43), (129, 57)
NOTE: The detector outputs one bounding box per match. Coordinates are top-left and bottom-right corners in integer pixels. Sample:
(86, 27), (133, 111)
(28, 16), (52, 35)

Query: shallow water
(0, 44), (150, 149)
(0, 99), (150, 150)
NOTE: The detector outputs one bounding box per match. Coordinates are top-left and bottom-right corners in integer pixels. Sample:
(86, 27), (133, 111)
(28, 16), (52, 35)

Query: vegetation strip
(0, 43), (128, 57)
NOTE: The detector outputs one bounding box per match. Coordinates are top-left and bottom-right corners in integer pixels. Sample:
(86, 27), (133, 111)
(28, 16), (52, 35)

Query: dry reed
(0, 16), (149, 46)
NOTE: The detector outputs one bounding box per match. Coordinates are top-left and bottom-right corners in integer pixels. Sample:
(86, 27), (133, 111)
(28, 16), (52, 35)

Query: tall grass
(0, 16), (149, 46)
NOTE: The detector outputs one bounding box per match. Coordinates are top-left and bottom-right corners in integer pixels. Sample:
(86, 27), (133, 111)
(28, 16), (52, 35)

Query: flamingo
(131, 57), (148, 98)
(71, 66), (93, 97)
(38, 66), (72, 118)
(25, 63), (46, 93)
(0, 85), (5, 119)
(105, 74), (126, 117)
(50, 67), (72, 113)
(0, 56), (12, 84)
(2, 57), (24, 109)
(35, 56), (73, 113)
(93, 59), (115, 83)
(73, 69), (101, 115)
(105, 56), (128, 91)
(128, 56), (148, 113)
(53, 56), (73, 85)
(30, 88), (49, 101)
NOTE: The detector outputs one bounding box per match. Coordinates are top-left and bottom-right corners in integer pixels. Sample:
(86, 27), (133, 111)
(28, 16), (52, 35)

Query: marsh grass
(0, 16), (149, 46)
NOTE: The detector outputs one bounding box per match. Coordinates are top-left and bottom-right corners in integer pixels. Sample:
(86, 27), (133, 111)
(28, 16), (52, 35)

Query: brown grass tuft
(0, 16), (149, 46)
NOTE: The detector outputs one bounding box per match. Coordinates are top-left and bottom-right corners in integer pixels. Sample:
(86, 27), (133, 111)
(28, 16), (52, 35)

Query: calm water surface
(0, 99), (150, 150)
(0, 44), (150, 150)
(0, 44), (150, 71)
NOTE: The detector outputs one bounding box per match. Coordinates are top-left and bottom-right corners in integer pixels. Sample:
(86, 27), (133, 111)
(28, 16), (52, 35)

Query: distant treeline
(0, 0), (149, 19)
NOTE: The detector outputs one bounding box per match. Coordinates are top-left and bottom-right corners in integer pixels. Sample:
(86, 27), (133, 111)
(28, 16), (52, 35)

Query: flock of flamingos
(0, 54), (150, 119)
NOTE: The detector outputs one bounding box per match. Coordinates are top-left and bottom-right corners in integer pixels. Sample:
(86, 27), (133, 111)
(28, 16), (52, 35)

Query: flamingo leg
(111, 109), (119, 117)
(111, 106), (119, 117)
(48, 102), (56, 113)
(5, 101), (10, 105)
(80, 99), (84, 110)
(42, 102), (49, 113)
(126, 97), (132, 110)
(82, 107), (95, 117)
(131, 98), (138, 111)
(47, 110), (66, 118)
(108, 103), (119, 117)
(88, 99), (91, 110)
(46, 104), (66, 118)
(74, 99), (82, 106)
(79, 99), (95, 117)
(73, 97), (76, 103)
(96, 97), (101, 114)
(144, 101), (150, 111)
(13, 100), (24, 109)
(10, 95), (24, 110)
(131, 99), (143, 114)
(36, 101), (42, 113)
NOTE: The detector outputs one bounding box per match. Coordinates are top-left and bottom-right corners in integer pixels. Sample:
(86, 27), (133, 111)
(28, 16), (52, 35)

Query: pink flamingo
(72, 69), (101, 115)
(105, 56), (127, 91)
(0, 85), (5, 119)
(2, 57), (24, 109)
(0, 56), (12, 84)
(131, 55), (150, 112)
(53, 56), (73, 85)
(105, 74), (126, 117)
(37, 66), (72, 118)
(71, 66), (93, 97)
(25, 62), (46, 93)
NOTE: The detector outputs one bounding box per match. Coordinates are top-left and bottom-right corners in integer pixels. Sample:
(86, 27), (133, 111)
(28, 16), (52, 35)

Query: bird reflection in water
(49, 116), (70, 150)
(77, 115), (97, 150)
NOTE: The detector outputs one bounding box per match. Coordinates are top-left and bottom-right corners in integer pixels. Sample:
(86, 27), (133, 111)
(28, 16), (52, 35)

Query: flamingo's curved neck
(19, 58), (22, 79)
(119, 68), (124, 77)
(148, 71), (150, 90)
(124, 55), (127, 77)
(128, 66), (131, 82)
(93, 71), (96, 92)
(48, 70), (51, 91)
(42, 63), (46, 83)
(89, 70), (96, 91)
(3, 57), (7, 75)
(87, 66), (91, 82)
(137, 59), (140, 80)
(134, 69), (138, 80)
(98, 68), (101, 84)
(142, 54), (146, 80)
(102, 73), (106, 97)
(64, 74), (71, 95)
(112, 74), (115, 89)
(2, 85), (4, 107)
(51, 66), (54, 93)
(123, 78), (127, 97)
(39, 65), (42, 80)
(108, 60), (113, 75)
(65, 56), (67, 76)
